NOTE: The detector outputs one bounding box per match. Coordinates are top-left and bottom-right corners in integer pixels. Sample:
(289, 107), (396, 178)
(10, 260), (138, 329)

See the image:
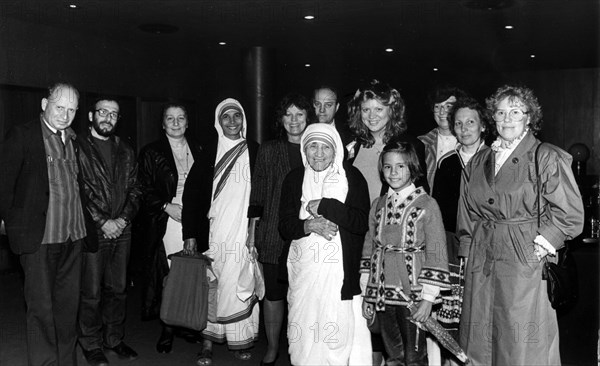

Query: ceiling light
(67, 4), (78, 9)
(385, 48), (394, 53)
(304, 15), (315, 20)
(218, 42), (226, 46)
(530, 54), (536, 58)
(304, 63), (311, 67)
(433, 68), (439, 71)
(505, 25), (514, 29)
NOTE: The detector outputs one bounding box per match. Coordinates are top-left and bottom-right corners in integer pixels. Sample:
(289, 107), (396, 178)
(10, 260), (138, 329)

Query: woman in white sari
(183, 98), (260, 365)
(278, 123), (372, 365)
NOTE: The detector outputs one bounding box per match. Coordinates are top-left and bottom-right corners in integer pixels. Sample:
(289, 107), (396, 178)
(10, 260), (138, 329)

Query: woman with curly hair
(347, 79), (428, 365)
(457, 85), (584, 365)
(347, 79), (428, 201)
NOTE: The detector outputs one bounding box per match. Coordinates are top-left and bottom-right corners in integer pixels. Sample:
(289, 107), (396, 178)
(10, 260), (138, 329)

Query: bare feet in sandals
(233, 350), (252, 361)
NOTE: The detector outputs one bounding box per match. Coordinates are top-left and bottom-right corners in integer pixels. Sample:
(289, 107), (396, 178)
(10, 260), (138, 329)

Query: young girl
(361, 141), (451, 365)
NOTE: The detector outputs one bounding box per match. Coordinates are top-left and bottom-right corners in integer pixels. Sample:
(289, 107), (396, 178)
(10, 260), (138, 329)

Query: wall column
(242, 47), (275, 144)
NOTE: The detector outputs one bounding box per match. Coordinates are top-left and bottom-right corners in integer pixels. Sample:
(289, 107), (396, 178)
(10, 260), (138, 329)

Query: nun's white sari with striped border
(202, 98), (259, 349)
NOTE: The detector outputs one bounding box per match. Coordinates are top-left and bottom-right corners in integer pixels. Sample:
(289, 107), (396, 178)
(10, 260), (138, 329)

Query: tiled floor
(0, 269), (291, 366)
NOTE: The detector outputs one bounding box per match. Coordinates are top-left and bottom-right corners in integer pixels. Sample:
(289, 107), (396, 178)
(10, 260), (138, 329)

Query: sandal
(233, 350), (252, 361)
(196, 348), (213, 366)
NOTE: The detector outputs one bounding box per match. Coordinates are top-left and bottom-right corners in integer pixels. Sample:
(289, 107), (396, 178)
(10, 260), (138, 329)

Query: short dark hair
(378, 140), (423, 183)
(485, 85), (543, 136)
(47, 82), (80, 102)
(447, 96), (492, 140)
(274, 93), (315, 139)
(428, 85), (467, 110)
(89, 97), (119, 114)
(347, 79), (407, 148)
(162, 103), (188, 120)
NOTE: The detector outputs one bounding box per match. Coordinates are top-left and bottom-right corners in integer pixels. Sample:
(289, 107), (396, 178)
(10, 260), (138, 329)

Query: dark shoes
(260, 353), (279, 366)
(82, 348), (109, 366)
(156, 329), (174, 353)
(104, 342), (139, 361)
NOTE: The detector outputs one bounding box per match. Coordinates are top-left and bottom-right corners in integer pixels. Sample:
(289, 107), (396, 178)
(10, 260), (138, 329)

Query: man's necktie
(56, 130), (65, 151)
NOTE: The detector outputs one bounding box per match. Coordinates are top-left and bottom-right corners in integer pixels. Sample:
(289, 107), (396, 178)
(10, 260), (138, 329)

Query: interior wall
(1, 17), (598, 174)
(506, 68), (600, 175)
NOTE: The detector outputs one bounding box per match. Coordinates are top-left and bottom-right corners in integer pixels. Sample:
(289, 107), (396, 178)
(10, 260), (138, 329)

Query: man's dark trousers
(78, 228), (131, 351)
(20, 239), (82, 366)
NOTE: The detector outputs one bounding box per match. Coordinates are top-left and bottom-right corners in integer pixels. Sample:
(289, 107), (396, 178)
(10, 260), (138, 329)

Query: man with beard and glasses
(76, 98), (142, 366)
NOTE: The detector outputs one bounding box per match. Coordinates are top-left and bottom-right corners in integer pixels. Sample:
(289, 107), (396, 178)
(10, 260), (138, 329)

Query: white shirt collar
(42, 117), (58, 134)
(387, 183), (417, 202)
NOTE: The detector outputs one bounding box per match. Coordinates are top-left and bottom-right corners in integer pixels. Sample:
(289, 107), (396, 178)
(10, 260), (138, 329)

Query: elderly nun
(278, 123), (372, 365)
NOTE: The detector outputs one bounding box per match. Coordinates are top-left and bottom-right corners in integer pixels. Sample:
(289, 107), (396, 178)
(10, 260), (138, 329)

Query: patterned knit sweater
(361, 187), (451, 308)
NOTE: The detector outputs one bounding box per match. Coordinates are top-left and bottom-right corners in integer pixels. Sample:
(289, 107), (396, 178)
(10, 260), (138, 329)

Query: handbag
(160, 251), (216, 330)
(535, 143), (578, 309)
(542, 246), (577, 309)
(437, 257), (465, 329)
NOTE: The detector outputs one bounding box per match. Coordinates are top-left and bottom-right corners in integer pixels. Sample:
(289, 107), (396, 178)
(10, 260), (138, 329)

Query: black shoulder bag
(535, 143), (578, 309)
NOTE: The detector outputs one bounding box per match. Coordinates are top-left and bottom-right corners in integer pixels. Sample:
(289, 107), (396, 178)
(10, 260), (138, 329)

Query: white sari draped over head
(202, 98), (259, 349)
(288, 123), (368, 365)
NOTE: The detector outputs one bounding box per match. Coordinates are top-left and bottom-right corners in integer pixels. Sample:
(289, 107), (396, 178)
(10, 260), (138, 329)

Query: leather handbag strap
(535, 143), (543, 228)
(535, 143), (569, 260)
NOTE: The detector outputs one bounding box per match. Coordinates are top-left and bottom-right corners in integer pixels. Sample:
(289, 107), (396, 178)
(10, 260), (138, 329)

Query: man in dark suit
(77, 98), (142, 366)
(0, 82), (87, 366)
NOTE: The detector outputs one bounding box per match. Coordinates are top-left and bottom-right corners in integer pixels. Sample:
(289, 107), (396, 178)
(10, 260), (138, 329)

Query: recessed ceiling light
(385, 48), (394, 53)
(530, 54), (536, 58)
(505, 25), (514, 29)
(218, 42), (226, 46)
(304, 63), (311, 67)
(304, 15), (315, 20)
(433, 68), (439, 71)
(67, 4), (78, 9)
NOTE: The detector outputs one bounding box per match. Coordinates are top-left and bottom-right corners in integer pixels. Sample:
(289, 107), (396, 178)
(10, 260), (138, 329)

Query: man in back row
(313, 85), (352, 146)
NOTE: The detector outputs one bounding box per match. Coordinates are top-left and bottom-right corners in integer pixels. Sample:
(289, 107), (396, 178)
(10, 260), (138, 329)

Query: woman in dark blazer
(247, 93), (314, 365)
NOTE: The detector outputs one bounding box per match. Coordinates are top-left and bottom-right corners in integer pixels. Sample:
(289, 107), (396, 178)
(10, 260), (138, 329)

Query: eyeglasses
(95, 109), (121, 120)
(492, 108), (528, 122)
(433, 104), (454, 113)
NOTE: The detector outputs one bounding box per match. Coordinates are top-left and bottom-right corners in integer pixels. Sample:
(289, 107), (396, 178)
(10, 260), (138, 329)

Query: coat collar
(484, 131), (537, 187)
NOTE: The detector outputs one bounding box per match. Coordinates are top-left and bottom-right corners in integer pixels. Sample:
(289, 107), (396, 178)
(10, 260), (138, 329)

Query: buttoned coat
(457, 132), (584, 365)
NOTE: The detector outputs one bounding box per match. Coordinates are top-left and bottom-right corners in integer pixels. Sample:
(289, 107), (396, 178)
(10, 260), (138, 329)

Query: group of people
(0, 79), (584, 366)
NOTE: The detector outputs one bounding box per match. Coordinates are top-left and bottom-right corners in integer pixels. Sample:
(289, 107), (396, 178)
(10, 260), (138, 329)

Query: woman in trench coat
(456, 85), (584, 365)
